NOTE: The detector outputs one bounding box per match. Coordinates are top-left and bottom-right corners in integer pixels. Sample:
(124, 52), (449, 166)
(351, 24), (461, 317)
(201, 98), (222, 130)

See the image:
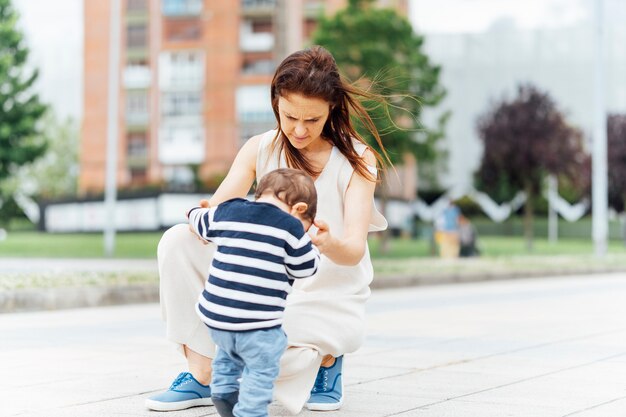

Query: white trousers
(158, 224), (321, 414)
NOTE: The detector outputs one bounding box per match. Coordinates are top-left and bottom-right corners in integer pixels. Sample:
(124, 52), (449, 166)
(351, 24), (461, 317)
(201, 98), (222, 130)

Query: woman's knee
(157, 224), (190, 258)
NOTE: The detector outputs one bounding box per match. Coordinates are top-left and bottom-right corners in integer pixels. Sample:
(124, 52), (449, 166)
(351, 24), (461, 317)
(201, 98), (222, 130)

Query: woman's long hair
(270, 45), (390, 181)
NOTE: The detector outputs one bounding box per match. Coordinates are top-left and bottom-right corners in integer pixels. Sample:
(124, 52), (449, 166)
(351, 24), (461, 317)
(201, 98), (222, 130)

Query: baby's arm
(186, 199), (213, 243)
(285, 234), (320, 279)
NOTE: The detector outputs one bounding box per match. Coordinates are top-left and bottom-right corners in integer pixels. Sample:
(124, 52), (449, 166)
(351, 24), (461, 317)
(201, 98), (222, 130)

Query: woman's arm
(207, 134), (262, 206)
(312, 149), (377, 266)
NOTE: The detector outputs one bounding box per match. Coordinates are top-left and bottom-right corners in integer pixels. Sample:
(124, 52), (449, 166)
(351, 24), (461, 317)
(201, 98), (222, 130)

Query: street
(2, 272), (626, 416)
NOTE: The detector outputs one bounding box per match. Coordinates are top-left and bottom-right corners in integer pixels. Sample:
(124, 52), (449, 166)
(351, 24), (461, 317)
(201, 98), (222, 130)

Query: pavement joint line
(383, 349), (626, 417)
(419, 325), (626, 369)
(561, 394), (626, 417)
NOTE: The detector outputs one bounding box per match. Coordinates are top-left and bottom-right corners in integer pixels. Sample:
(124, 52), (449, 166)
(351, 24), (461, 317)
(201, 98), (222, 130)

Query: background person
(434, 199), (461, 259)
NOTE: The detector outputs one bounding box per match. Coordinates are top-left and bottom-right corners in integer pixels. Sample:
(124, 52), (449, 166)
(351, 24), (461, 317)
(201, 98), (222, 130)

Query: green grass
(367, 235), (626, 258)
(1, 230), (625, 259)
(0, 232), (161, 258)
(1, 231), (625, 290)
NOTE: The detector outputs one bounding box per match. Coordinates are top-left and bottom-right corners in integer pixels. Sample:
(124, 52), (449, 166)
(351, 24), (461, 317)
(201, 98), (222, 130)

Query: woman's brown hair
(270, 45), (390, 182)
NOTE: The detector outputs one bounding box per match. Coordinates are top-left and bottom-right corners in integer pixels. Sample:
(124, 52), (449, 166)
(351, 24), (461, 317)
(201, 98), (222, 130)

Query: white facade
(419, 22), (626, 189)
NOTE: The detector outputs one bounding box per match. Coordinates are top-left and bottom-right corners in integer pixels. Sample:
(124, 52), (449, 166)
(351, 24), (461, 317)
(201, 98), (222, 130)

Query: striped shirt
(188, 198), (320, 331)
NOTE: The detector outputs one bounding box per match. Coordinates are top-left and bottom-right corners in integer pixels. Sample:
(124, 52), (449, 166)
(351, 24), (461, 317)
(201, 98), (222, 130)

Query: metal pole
(592, 0), (608, 257)
(104, 0), (121, 257)
(548, 175), (558, 244)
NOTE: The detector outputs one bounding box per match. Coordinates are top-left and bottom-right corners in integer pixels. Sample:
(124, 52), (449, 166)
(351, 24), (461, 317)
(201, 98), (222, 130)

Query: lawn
(1, 230), (625, 259)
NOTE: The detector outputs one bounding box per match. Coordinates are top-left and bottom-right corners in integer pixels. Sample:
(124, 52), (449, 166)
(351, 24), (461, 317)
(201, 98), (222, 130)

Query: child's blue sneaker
(145, 372), (213, 411)
(212, 391), (239, 417)
(305, 355), (344, 411)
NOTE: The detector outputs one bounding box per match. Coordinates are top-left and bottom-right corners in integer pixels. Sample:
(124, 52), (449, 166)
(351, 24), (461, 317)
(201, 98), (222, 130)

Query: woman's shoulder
(346, 139), (376, 166)
(241, 130), (276, 154)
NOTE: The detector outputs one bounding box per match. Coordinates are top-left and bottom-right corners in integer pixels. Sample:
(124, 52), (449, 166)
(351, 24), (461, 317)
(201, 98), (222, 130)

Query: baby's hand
(310, 219), (331, 253)
(185, 199), (210, 219)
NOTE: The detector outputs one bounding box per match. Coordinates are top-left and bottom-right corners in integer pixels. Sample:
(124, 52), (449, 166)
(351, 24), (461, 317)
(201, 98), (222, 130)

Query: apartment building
(79, 0), (408, 194)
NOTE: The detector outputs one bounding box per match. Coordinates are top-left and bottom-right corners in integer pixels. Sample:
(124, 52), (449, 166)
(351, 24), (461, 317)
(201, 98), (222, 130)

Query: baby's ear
(292, 202), (308, 214)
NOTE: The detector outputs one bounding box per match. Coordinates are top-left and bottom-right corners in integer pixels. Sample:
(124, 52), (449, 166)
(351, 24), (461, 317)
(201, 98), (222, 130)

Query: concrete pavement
(3, 272), (626, 416)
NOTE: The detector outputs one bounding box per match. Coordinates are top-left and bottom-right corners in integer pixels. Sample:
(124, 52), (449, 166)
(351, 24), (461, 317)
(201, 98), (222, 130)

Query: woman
(146, 45), (389, 414)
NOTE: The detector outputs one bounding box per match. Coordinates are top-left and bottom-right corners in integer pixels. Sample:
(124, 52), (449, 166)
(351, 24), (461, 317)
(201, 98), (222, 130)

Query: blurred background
(1, 0), (626, 264)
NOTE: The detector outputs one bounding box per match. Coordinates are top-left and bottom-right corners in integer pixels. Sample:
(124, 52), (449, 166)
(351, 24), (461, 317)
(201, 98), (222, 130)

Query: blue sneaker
(212, 391), (239, 417)
(145, 372), (213, 411)
(305, 356), (344, 411)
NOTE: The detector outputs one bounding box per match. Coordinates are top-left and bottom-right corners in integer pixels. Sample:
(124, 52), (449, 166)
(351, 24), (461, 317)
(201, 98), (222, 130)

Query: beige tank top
(255, 129), (387, 294)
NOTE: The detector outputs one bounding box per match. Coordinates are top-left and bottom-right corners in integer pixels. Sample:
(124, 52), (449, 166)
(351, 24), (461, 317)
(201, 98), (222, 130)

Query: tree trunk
(379, 185), (391, 255)
(623, 195), (626, 247)
(523, 185), (534, 252)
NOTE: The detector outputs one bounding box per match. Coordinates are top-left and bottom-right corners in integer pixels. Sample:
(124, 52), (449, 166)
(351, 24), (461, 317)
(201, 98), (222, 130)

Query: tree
(312, 0), (447, 250)
(4, 112), (79, 200)
(475, 84), (590, 251)
(0, 0), (48, 224)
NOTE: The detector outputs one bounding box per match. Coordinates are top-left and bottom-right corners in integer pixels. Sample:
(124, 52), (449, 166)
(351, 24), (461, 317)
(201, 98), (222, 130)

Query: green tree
(7, 112), (79, 200)
(313, 0), (447, 169)
(475, 84), (590, 251)
(312, 0), (447, 251)
(0, 0), (48, 224)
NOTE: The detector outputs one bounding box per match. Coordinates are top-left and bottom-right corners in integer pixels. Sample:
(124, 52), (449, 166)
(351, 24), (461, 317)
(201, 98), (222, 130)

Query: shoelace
(312, 369), (329, 393)
(169, 373), (191, 390)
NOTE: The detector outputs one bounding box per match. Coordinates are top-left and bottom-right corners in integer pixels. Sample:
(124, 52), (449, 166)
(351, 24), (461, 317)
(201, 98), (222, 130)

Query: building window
(126, 91), (150, 125)
(164, 18), (203, 42)
(127, 133), (148, 158)
(127, 0), (147, 12)
(162, 91), (202, 116)
(159, 50), (205, 89)
(127, 23), (148, 49)
(162, 0), (203, 17)
(129, 167), (148, 183)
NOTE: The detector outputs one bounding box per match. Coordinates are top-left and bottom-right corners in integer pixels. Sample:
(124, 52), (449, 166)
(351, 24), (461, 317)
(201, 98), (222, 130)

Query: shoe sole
(305, 398), (344, 411)
(145, 397), (213, 411)
(304, 380), (344, 411)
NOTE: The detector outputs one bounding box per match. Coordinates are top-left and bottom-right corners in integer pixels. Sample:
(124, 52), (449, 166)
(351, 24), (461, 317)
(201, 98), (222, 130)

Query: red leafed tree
(475, 84), (590, 251)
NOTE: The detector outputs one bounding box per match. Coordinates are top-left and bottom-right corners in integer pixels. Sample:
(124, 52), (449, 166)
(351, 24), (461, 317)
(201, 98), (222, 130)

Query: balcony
(158, 124), (205, 164)
(162, 0), (203, 17)
(241, 0), (276, 17)
(126, 111), (150, 127)
(240, 21), (274, 52)
(123, 65), (152, 89)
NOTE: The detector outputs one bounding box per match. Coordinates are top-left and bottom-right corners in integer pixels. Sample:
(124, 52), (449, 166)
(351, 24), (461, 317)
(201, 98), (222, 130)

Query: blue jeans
(209, 327), (287, 417)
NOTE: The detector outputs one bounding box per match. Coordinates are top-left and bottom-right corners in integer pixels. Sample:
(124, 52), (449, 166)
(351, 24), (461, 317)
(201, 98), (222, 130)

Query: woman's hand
(310, 219), (332, 253)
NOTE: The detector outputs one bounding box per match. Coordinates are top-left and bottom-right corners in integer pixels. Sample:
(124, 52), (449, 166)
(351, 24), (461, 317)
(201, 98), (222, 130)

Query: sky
(11, 0), (603, 121)
(409, 0), (589, 34)
(14, 0), (83, 121)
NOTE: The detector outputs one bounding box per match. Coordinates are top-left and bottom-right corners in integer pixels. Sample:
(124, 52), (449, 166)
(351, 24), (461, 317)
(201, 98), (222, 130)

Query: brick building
(79, 0), (408, 194)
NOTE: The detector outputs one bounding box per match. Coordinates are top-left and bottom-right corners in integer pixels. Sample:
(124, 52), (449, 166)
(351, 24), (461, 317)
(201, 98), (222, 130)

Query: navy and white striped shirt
(188, 198), (320, 332)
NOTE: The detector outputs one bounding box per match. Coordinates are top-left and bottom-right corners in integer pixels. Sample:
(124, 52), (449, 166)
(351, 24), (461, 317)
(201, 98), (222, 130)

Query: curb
(2, 267), (625, 314)
(370, 266), (626, 289)
(0, 284), (159, 313)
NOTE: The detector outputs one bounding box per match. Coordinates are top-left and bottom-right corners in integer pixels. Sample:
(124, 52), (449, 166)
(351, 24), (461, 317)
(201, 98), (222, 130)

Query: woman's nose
(294, 123), (306, 136)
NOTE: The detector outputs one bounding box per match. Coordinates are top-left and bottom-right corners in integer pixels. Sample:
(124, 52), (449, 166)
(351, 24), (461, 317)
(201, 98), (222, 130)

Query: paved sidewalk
(3, 272), (626, 416)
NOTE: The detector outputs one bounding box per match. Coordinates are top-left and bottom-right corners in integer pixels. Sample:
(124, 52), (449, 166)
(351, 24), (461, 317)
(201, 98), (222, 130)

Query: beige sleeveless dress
(255, 130), (387, 413)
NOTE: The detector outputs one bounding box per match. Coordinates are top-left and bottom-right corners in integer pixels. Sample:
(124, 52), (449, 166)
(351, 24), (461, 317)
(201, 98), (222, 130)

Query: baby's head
(254, 168), (317, 230)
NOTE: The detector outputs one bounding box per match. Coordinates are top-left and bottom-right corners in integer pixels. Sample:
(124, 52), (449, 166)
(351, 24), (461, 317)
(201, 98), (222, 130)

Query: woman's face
(277, 93), (330, 150)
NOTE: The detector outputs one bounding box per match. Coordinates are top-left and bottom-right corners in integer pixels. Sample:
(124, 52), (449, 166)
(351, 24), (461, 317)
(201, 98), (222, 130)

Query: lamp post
(104, 0), (121, 257)
(592, 0), (608, 257)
